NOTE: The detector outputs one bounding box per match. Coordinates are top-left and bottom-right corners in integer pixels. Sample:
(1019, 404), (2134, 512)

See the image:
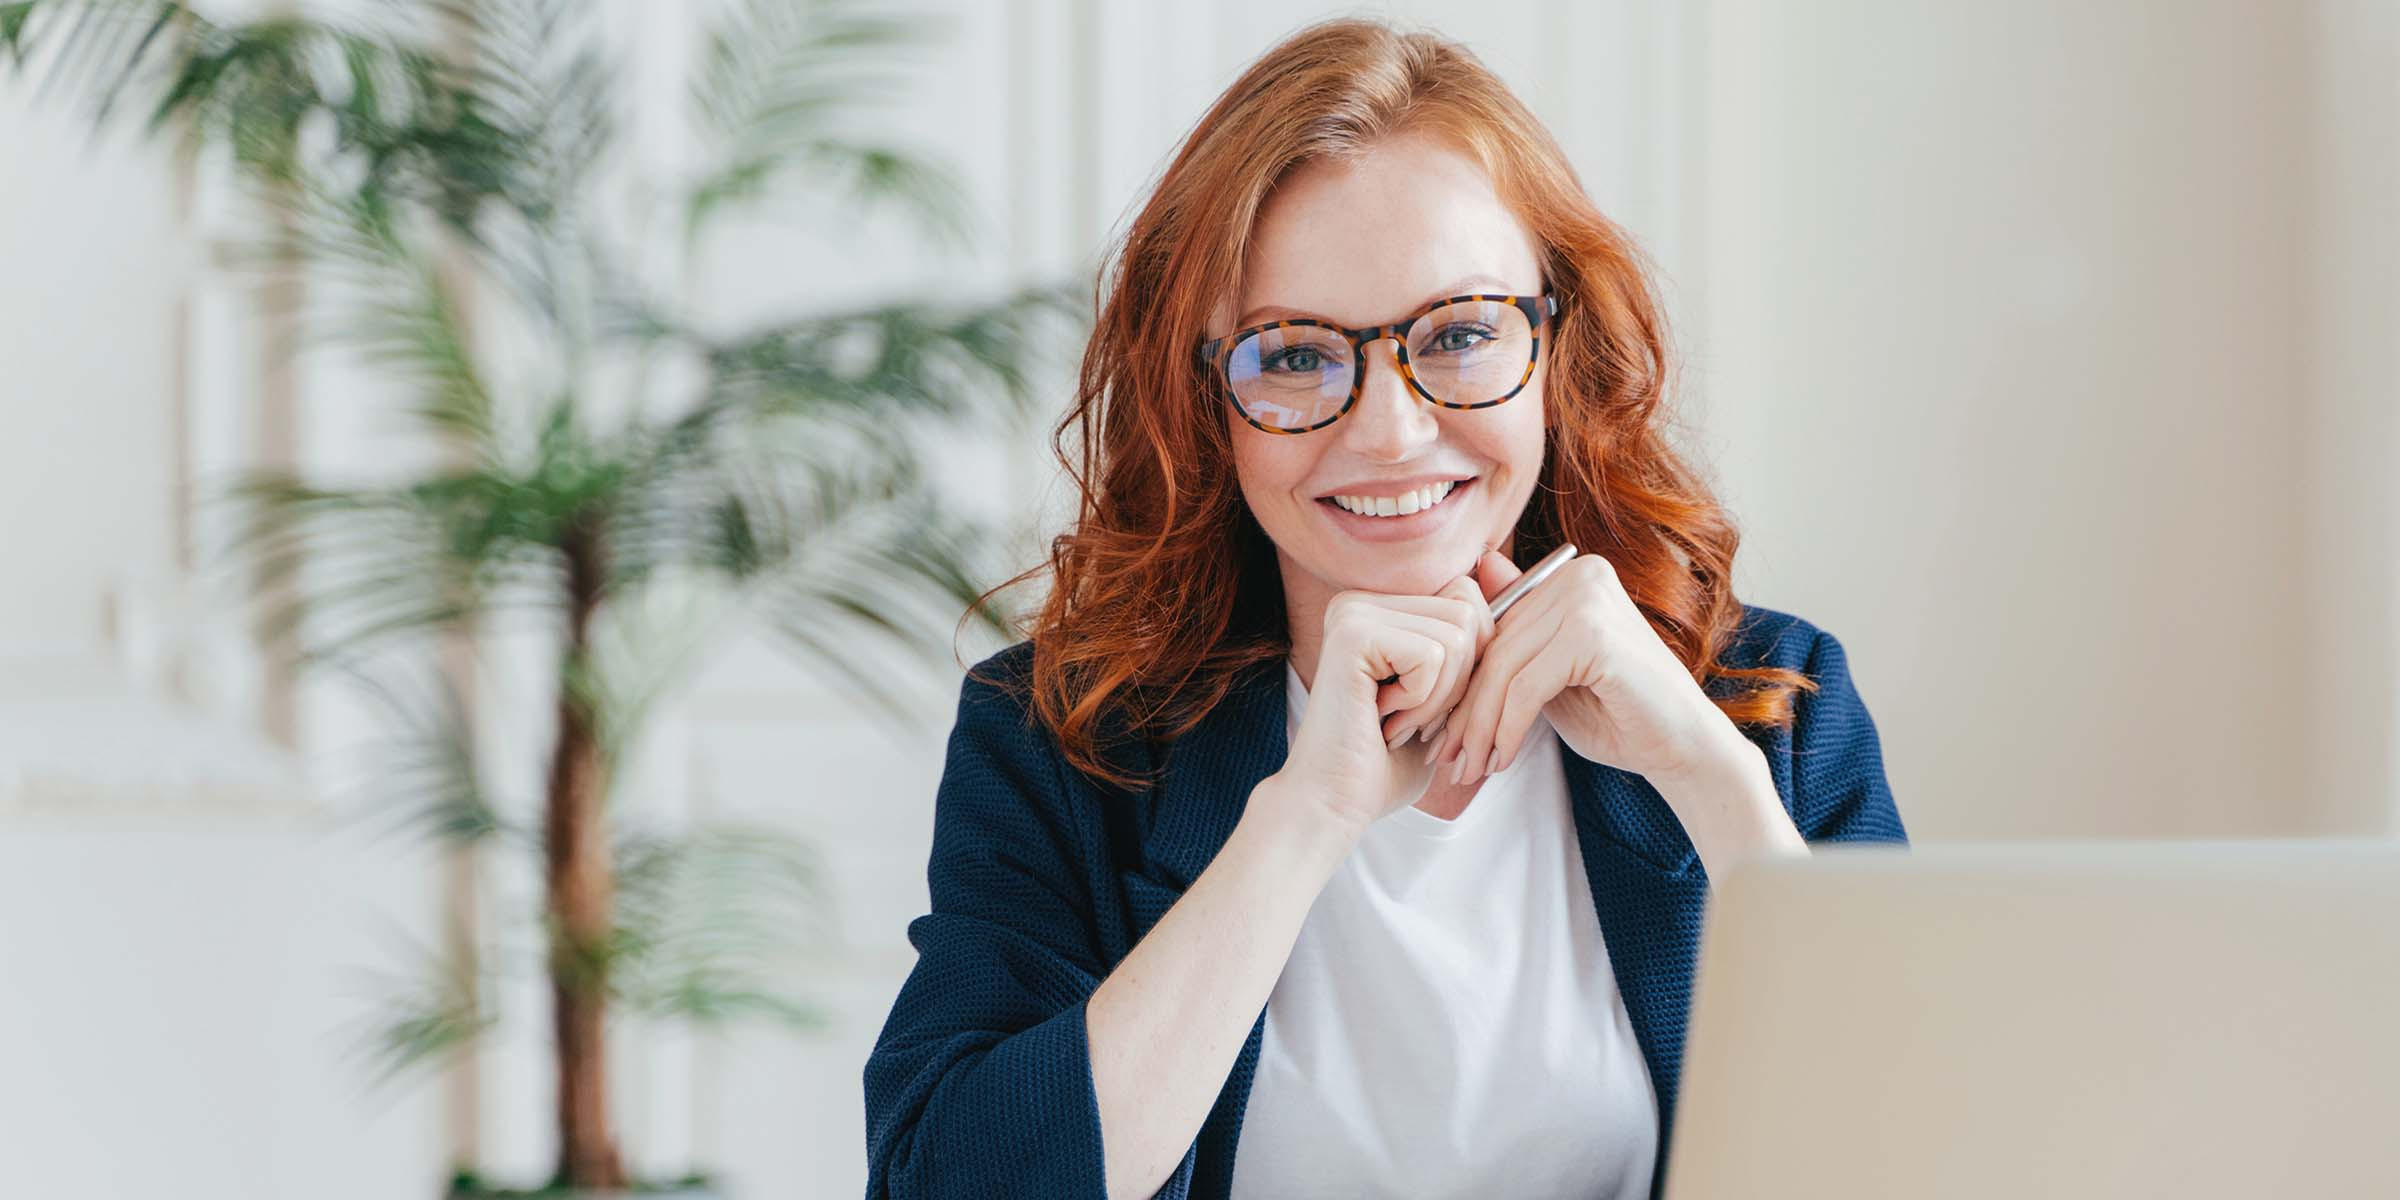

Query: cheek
(1509, 407), (1548, 475)
(1484, 390), (1548, 479)
(1229, 425), (1317, 506)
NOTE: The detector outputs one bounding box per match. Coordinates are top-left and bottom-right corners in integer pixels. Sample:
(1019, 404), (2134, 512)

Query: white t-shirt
(1228, 661), (1659, 1199)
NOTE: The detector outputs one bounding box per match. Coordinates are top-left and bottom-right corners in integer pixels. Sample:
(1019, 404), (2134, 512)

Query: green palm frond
(233, 178), (504, 452)
(0, 0), (176, 114)
(434, 0), (615, 217)
(576, 575), (737, 768)
(0, 5), (32, 62)
(216, 474), (471, 662)
(684, 0), (967, 247)
(764, 502), (1012, 727)
(341, 909), (496, 1088)
(338, 654), (514, 847)
(703, 280), (1084, 426)
(600, 384), (1027, 726)
(213, 461), (579, 663)
(609, 825), (836, 1030)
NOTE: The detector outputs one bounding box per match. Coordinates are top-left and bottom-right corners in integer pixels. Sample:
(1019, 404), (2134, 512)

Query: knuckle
(1324, 593), (1377, 637)
(1573, 604), (1610, 641)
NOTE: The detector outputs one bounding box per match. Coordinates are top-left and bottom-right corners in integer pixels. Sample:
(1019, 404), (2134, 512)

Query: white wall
(1, 2), (2394, 1198)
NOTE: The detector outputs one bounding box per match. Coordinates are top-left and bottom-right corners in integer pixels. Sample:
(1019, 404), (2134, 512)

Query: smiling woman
(998, 49), (1818, 793)
(864, 15), (1906, 1200)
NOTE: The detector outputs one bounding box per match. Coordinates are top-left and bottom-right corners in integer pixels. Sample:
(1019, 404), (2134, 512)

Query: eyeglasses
(1196, 292), (1558, 435)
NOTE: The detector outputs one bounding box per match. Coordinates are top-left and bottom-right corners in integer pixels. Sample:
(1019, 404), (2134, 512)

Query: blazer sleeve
(1789, 626), (1910, 846)
(862, 661), (1115, 1198)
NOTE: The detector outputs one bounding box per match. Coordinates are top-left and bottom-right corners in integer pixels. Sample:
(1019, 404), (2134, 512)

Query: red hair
(972, 17), (1813, 791)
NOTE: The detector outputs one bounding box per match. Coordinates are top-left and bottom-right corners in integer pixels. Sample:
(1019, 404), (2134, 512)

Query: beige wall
(2301, 0), (2400, 840)
(1691, 0), (2392, 842)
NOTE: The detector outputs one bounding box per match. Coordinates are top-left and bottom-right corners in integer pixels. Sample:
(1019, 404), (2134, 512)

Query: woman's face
(1214, 130), (1549, 607)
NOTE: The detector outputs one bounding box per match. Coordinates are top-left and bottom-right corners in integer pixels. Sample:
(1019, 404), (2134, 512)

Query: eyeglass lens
(1225, 297), (1536, 431)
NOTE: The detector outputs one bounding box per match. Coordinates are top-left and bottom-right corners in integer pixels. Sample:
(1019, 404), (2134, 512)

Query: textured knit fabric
(1226, 665), (1657, 1198)
(861, 603), (1909, 1199)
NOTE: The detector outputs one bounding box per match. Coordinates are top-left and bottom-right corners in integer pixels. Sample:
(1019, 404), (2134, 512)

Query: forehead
(1230, 131), (1543, 330)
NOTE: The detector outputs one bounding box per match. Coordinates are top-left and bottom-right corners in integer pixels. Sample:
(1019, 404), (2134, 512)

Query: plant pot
(446, 1171), (724, 1200)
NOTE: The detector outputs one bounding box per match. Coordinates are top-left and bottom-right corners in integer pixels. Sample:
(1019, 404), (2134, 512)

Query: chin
(1318, 546), (1471, 598)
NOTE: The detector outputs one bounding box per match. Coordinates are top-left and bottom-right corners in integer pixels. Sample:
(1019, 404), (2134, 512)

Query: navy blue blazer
(863, 603), (1907, 1199)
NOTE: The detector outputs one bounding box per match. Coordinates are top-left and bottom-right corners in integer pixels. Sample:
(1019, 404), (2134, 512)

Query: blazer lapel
(1560, 747), (1712, 1199)
(1135, 657), (1289, 903)
(1128, 657), (1288, 1200)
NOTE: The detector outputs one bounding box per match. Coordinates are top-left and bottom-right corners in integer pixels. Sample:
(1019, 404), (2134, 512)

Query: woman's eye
(1263, 346), (1326, 373)
(1427, 325), (1496, 353)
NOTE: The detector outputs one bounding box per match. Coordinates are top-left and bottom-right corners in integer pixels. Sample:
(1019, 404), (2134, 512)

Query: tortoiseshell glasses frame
(1194, 292), (1560, 436)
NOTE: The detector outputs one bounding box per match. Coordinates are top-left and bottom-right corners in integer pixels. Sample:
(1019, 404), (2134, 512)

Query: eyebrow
(1235, 275), (1523, 328)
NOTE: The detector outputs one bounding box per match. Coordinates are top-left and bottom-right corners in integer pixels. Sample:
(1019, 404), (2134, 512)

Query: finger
(1362, 626), (1446, 718)
(1473, 548), (1521, 603)
(1346, 590), (1486, 683)
(1381, 593), (1486, 744)
(1435, 572), (1497, 676)
(1345, 590), (1490, 621)
(1489, 648), (1575, 775)
(1329, 590), (1474, 675)
(1370, 611), (1474, 744)
(1443, 605), (1564, 783)
(1433, 602), (1531, 769)
(1391, 624), (1472, 748)
(1439, 572), (1499, 649)
(1417, 575), (1494, 746)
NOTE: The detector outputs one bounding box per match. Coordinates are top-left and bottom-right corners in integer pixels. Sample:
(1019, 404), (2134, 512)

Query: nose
(1340, 337), (1439, 461)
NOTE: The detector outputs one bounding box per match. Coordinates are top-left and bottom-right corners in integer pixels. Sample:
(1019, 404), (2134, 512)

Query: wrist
(1243, 773), (1370, 866)
(1649, 724), (1775, 815)
(1648, 727), (1805, 867)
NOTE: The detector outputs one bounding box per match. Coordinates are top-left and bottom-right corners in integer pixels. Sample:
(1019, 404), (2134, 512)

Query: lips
(1315, 476), (1477, 541)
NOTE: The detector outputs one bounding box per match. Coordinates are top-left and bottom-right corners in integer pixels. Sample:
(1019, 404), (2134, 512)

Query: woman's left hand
(1430, 548), (1749, 786)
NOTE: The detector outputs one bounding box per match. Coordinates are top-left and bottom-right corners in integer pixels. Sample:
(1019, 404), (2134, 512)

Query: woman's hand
(1431, 549), (1747, 787)
(1271, 574), (1493, 834)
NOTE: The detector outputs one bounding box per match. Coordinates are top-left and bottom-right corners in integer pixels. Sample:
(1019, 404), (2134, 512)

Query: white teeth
(1330, 479), (1459, 517)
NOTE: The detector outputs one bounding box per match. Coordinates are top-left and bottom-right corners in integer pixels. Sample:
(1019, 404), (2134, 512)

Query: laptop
(1663, 838), (2400, 1198)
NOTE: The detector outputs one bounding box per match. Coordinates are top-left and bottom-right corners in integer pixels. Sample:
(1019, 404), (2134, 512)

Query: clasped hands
(1377, 546), (1755, 791)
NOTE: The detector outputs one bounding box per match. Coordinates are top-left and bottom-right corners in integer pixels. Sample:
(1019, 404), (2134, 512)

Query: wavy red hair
(972, 17), (1813, 792)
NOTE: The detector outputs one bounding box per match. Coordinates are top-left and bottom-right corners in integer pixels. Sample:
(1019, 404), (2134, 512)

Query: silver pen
(1387, 543), (1580, 750)
(1484, 542), (1578, 622)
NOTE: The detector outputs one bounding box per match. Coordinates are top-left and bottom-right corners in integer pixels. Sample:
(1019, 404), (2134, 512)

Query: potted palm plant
(3, 0), (1076, 1193)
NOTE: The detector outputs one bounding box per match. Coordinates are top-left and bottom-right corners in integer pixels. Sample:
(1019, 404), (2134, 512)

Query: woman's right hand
(1270, 573), (1494, 834)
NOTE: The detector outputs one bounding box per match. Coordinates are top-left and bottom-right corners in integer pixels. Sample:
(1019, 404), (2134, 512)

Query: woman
(863, 17), (1905, 1200)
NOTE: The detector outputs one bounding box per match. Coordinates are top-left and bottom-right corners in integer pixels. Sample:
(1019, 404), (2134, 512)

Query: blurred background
(1, 0), (2393, 1197)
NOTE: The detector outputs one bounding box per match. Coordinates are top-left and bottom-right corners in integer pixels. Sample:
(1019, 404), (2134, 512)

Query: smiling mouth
(1316, 477), (1476, 518)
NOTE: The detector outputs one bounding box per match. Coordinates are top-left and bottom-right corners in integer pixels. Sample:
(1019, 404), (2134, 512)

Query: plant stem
(545, 514), (628, 1189)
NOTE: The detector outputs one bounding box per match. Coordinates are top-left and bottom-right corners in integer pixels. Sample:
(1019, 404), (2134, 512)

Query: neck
(1283, 531), (1515, 692)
